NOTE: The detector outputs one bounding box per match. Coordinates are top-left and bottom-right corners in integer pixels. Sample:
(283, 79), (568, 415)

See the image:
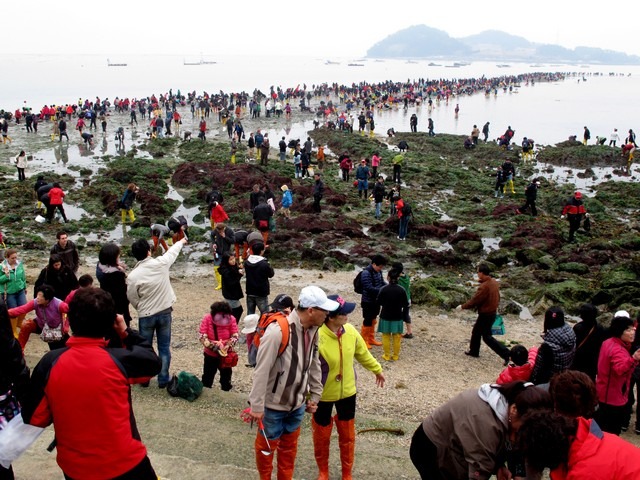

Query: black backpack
(353, 271), (364, 294)
(401, 203), (412, 216)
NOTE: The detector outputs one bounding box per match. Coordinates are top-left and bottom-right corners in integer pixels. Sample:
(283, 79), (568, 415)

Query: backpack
(167, 371), (203, 402)
(353, 271), (364, 294)
(253, 312), (290, 357)
(401, 203), (412, 216)
(167, 215), (187, 233)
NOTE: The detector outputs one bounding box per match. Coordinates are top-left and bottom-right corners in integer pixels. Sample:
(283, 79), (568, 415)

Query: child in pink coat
(198, 301), (238, 390)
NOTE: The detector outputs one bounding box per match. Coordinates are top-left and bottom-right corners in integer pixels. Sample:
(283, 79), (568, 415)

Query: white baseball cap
(614, 310), (630, 318)
(241, 314), (259, 334)
(299, 286), (340, 311)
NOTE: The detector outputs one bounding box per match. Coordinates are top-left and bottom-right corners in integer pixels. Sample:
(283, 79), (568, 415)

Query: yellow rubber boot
(392, 333), (402, 361)
(121, 210), (127, 224)
(214, 266), (222, 290)
(128, 209), (135, 222)
(382, 333), (392, 361)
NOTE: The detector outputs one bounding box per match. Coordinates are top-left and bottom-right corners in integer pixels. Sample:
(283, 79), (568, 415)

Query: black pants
(519, 198), (537, 216)
(17, 168), (25, 181)
(393, 165), (401, 183)
(361, 301), (380, 327)
(65, 455), (156, 480)
(0, 465), (13, 480)
(202, 354), (232, 390)
(409, 426), (443, 480)
(595, 402), (627, 435)
(468, 312), (509, 360)
(313, 194), (322, 213)
(568, 215), (582, 241)
(341, 168), (349, 181)
(46, 204), (68, 223)
(623, 377), (640, 430)
(313, 394), (356, 426)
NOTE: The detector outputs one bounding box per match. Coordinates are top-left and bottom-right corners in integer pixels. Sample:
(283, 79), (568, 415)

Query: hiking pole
(46, 437), (57, 452)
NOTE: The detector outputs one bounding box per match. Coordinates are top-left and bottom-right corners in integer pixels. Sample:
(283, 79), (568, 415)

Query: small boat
(428, 62), (442, 66)
(496, 64), (511, 68)
(325, 60), (340, 65)
(107, 58), (127, 67)
(406, 60), (418, 64)
(347, 63), (364, 67)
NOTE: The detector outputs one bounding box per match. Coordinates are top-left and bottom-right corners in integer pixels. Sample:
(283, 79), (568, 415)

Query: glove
(455, 305), (463, 311)
(585, 213), (590, 218)
(560, 215), (566, 220)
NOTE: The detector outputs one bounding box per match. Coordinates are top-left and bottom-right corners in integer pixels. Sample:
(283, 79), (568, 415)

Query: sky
(7, 0), (638, 58)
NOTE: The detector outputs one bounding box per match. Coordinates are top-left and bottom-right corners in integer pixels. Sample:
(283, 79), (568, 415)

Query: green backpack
(167, 371), (203, 402)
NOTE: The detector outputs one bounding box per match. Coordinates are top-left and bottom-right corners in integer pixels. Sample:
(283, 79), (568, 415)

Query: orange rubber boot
(276, 428), (301, 480)
(369, 320), (383, 346)
(312, 417), (333, 480)
(335, 417), (356, 480)
(255, 431), (278, 480)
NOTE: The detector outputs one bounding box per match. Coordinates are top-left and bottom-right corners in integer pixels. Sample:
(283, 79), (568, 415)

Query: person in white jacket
(609, 128), (620, 147)
(127, 237), (186, 387)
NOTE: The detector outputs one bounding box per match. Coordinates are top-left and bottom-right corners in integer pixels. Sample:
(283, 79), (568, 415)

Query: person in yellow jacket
(313, 294), (385, 480)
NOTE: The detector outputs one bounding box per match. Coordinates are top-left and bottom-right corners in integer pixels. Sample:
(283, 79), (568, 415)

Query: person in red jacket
(496, 344), (537, 384)
(21, 287), (162, 480)
(561, 191), (588, 242)
(46, 182), (68, 223)
(519, 412), (640, 480)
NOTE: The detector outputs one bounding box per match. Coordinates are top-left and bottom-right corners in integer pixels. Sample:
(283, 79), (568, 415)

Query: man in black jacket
(516, 180), (540, 216)
(244, 243), (274, 315)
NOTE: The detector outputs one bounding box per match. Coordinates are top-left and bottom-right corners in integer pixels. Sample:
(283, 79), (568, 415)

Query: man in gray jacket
(249, 286), (339, 479)
(127, 237), (186, 388)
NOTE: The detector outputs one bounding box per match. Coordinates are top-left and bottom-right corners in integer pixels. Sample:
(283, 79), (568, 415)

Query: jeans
(5, 290), (27, 309)
(262, 405), (306, 440)
(138, 310), (172, 385)
(399, 216), (409, 239)
(246, 295), (269, 316)
(375, 202), (382, 219)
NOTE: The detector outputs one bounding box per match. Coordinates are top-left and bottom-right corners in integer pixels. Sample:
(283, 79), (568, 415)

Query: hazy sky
(8, 0), (638, 58)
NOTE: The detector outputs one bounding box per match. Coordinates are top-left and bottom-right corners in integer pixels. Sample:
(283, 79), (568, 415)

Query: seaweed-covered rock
(558, 262), (590, 275)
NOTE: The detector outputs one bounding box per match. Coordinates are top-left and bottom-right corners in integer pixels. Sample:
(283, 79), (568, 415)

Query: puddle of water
(481, 237), (502, 253)
(533, 164), (637, 193)
(166, 183), (207, 227)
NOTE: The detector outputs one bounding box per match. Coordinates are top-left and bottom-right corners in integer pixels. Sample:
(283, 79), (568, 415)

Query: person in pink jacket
(594, 314), (640, 434)
(198, 301), (239, 391)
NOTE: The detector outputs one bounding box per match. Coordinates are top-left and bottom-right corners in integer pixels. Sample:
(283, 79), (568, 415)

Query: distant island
(366, 25), (640, 65)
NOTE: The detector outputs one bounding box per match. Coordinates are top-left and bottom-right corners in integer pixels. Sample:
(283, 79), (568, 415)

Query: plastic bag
(0, 414), (45, 469)
(491, 315), (506, 335)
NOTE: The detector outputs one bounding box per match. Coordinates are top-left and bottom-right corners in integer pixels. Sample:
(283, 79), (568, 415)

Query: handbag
(40, 323), (63, 343)
(212, 324), (238, 368)
(491, 315), (506, 335)
(219, 350), (239, 368)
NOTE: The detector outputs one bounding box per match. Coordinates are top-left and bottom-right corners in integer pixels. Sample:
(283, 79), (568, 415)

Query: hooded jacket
(244, 255), (274, 297)
(422, 385), (508, 480)
(0, 260), (27, 295)
(550, 418), (640, 480)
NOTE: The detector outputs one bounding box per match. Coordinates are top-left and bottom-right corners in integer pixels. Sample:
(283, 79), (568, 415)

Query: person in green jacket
(0, 248), (28, 337)
(312, 294), (385, 480)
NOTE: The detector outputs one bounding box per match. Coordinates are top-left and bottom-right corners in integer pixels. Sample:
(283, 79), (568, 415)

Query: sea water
(1, 54), (638, 146)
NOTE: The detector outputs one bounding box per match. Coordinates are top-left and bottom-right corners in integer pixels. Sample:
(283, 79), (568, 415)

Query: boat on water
(496, 64), (511, 68)
(107, 58), (127, 67)
(325, 60), (340, 65)
(405, 60), (418, 64)
(347, 63), (364, 67)
(428, 62), (442, 66)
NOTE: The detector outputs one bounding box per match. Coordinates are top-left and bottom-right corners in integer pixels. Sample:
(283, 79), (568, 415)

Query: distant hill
(366, 25), (640, 65)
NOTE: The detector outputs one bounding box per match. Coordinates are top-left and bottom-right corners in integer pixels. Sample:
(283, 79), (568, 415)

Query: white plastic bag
(0, 414), (45, 468)
(35, 215), (46, 223)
